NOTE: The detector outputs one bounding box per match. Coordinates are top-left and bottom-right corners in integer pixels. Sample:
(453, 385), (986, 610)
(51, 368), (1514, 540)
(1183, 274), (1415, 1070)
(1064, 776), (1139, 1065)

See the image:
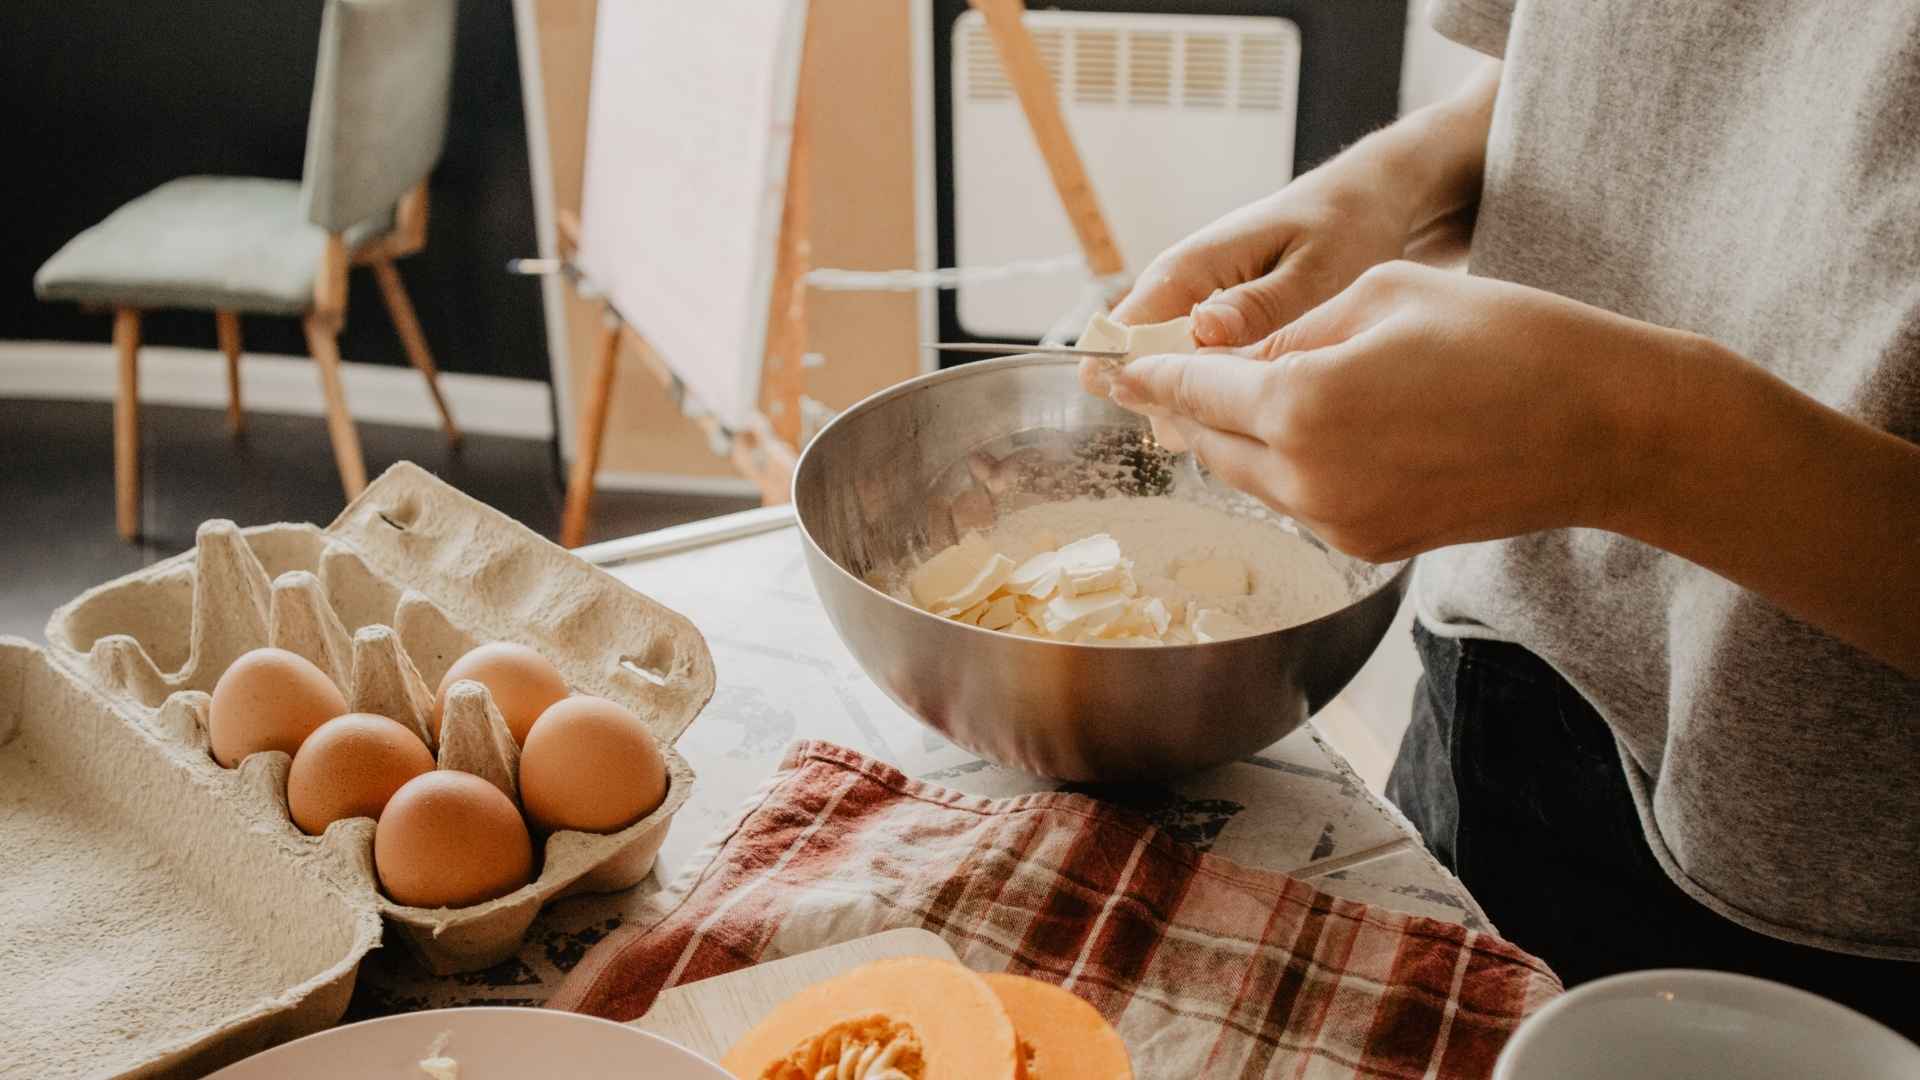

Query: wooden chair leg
(560, 317), (621, 548)
(215, 310), (245, 435)
(301, 314), (369, 499)
(371, 258), (461, 446)
(112, 308), (142, 541)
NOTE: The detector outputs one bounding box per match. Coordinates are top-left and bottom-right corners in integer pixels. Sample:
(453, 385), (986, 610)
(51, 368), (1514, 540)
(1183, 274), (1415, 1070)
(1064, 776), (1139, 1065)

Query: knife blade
(922, 341), (1128, 359)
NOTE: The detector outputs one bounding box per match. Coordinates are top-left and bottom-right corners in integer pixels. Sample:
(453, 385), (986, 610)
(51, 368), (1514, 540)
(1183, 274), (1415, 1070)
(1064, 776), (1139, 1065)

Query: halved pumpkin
(722, 957), (1020, 1080)
(985, 974), (1132, 1080)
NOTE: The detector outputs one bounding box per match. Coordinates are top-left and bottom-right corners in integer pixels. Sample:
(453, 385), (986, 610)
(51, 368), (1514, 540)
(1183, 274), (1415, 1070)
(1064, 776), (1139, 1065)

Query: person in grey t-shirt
(1084, 1), (1917, 1035)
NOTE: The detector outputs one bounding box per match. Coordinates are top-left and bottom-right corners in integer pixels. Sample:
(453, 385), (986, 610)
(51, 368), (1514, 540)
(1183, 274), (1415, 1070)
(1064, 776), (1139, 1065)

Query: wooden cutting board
(628, 929), (961, 1062)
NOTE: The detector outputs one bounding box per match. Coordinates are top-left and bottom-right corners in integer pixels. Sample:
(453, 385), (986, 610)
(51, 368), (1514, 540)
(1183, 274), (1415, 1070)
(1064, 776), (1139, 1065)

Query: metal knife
(922, 341), (1127, 359)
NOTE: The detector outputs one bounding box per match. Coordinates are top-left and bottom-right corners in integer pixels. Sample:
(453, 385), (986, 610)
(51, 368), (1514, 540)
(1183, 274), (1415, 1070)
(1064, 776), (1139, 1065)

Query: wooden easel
(557, 0), (1125, 548)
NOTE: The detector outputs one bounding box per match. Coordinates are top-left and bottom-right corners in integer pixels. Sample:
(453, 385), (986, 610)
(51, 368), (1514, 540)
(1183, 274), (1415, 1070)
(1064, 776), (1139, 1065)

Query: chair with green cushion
(34, 0), (461, 540)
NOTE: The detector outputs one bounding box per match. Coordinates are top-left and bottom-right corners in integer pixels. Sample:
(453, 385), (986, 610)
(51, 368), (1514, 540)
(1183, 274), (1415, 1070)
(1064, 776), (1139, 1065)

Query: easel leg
(560, 312), (621, 548)
(302, 314), (369, 499)
(113, 308), (142, 541)
(215, 310), (245, 435)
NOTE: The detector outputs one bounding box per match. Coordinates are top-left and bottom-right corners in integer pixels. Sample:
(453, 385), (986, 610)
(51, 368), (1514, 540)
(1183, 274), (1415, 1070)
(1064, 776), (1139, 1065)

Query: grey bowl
(793, 354), (1408, 781)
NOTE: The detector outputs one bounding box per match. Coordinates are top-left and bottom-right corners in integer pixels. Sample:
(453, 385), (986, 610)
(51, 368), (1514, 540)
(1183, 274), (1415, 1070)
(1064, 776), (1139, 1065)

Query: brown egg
(519, 695), (668, 834)
(208, 647), (350, 768)
(434, 642), (569, 746)
(374, 771), (534, 909)
(287, 713), (434, 836)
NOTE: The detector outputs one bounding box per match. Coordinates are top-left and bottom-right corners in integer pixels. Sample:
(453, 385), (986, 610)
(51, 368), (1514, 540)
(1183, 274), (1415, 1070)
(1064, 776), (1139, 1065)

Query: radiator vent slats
(958, 13), (1298, 113)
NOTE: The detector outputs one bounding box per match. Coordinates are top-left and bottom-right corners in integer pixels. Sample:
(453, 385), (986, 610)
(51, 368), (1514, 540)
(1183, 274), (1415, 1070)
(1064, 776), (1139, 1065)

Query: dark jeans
(1386, 623), (1919, 1040)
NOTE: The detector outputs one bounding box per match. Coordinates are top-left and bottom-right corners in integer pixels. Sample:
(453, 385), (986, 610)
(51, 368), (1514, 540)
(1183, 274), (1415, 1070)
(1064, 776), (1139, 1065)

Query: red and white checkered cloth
(550, 741), (1561, 1077)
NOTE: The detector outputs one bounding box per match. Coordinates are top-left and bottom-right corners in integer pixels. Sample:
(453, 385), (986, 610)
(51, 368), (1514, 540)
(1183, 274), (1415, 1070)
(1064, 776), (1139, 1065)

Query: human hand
(1086, 158), (1426, 450)
(1102, 59), (1502, 352)
(1108, 163), (1420, 350)
(1106, 262), (1692, 562)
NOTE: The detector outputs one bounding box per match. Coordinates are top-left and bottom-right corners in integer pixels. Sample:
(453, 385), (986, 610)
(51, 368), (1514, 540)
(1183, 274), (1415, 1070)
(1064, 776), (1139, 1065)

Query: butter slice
(1174, 556), (1250, 597)
(1041, 590), (1132, 639)
(1077, 312), (1131, 353)
(1054, 534), (1130, 596)
(911, 535), (1015, 613)
(1078, 314), (1200, 453)
(1125, 315), (1199, 357)
(1077, 313), (1197, 361)
(1007, 551), (1065, 598)
(1138, 597), (1172, 636)
(1191, 608), (1253, 643)
(1095, 596), (1172, 641)
(953, 599), (993, 626)
(976, 594), (1023, 631)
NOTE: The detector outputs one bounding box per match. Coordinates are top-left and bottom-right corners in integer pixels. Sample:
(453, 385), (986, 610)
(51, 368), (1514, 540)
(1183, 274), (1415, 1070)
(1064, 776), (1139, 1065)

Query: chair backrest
(300, 0), (457, 232)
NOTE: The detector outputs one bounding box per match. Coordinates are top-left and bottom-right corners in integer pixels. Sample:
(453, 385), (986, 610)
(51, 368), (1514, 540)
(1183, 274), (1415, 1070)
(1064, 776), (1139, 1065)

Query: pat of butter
(1077, 313), (1198, 365)
(1062, 564), (1132, 597)
(1007, 551), (1065, 598)
(1174, 556), (1250, 597)
(1126, 316), (1200, 357)
(1077, 312), (1131, 353)
(1041, 590), (1132, 639)
(1094, 596), (1172, 641)
(1191, 608), (1253, 643)
(953, 598), (992, 625)
(1138, 596), (1172, 636)
(1054, 534), (1131, 596)
(976, 594), (1023, 631)
(910, 535), (1015, 613)
(1079, 314), (1199, 454)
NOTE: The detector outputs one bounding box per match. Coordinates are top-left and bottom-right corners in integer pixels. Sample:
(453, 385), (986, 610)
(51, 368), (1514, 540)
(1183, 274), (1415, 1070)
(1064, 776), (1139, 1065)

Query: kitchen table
(346, 507), (1486, 1017)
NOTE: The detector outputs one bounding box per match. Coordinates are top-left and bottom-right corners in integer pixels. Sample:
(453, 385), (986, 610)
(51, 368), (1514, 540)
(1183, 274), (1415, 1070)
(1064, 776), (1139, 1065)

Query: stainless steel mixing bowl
(793, 354), (1409, 781)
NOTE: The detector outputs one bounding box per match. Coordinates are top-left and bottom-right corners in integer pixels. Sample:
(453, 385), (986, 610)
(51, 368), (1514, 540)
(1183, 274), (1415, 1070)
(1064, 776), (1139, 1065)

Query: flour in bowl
(898, 495), (1351, 645)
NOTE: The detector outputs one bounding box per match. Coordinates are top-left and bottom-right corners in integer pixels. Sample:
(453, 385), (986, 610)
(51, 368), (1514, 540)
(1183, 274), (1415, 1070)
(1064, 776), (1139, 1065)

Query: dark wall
(0, 1), (549, 381)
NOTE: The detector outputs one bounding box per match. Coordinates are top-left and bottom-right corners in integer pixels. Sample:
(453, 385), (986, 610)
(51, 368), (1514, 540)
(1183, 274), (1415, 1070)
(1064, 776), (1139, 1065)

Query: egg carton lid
(0, 638), (382, 1080)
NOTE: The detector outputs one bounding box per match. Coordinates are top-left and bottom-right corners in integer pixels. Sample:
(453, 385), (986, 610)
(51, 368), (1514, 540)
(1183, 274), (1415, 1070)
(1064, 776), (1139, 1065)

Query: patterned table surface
(349, 509), (1484, 1018)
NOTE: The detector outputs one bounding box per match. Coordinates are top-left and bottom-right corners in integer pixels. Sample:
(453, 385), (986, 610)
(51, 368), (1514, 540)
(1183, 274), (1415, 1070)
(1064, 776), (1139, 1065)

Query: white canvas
(577, 0), (810, 429)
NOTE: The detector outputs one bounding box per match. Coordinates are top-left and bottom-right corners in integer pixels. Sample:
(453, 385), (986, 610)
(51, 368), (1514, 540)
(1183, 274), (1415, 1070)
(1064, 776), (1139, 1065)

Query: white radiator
(951, 9), (1301, 338)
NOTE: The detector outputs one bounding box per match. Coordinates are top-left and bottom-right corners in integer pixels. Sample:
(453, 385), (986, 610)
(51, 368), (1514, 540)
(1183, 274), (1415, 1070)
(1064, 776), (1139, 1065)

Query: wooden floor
(0, 399), (754, 641)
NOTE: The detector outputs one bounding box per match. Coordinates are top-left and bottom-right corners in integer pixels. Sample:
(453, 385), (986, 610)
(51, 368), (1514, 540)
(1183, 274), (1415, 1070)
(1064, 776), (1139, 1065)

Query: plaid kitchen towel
(549, 741), (1561, 1078)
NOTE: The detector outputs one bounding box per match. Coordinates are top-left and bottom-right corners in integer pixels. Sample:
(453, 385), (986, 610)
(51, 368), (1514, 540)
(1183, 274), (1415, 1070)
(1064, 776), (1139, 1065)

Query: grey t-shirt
(1417, 0), (1919, 959)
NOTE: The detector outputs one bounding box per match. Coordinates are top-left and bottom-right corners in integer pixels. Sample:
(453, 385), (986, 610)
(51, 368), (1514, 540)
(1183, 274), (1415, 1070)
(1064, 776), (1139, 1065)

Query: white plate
(208, 1007), (733, 1080)
(1493, 969), (1920, 1080)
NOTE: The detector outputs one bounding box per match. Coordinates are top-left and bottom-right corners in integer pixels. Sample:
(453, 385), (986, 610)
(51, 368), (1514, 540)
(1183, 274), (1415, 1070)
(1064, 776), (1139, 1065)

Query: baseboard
(0, 339), (771, 497)
(0, 340), (553, 440)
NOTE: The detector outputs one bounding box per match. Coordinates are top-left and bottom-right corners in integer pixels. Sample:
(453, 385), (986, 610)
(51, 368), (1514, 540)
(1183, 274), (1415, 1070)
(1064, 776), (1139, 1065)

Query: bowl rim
(1492, 968), (1920, 1078)
(791, 353), (1410, 652)
(207, 1005), (732, 1077)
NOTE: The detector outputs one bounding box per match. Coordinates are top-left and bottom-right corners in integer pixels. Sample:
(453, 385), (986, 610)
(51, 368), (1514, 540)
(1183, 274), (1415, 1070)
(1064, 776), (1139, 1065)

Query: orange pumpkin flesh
(722, 958), (1019, 1080)
(984, 974), (1132, 1080)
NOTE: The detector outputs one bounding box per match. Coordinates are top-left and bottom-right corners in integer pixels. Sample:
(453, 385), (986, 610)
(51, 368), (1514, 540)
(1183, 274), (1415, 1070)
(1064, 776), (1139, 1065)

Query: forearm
(1606, 334), (1920, 675)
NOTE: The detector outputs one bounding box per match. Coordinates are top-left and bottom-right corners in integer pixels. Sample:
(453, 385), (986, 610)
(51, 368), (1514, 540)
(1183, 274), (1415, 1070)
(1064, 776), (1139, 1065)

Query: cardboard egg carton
(10, 463), (714, 1075)
(0, 639), (380, 1080)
